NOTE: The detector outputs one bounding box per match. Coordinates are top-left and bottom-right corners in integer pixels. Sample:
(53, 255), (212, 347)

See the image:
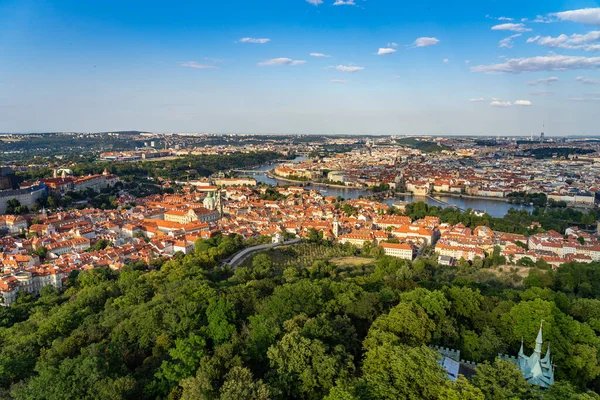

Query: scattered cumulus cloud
(490, 99), (532, 107)
(471, 55), (600, 73)
(576, 76), (600, 84)
(240, 37), (271, 44)
(306, 0), (323, 5)
(553, 8), (600, 26)
(470, 98), (485, 102)
(498, 16), (514, 21)
(387, 42), (398, 47)
(258, 58), (306, 66)
(491, 23), (532, 32)
(527, 31), (600, 51)
(532, 15), (554, 24)
(331, 64), (364, 72)
(330, 79), (347, 83)
(180, 62), (219, 69)
(413, 37), (440, 47)
(333, 0), (355, 5)
(525, 77), (559, 85)
(310, 52), (331, 57)
(490, 100), (513, 107)
(443, 58), (449, 63)
(499, 34), (522, 48)
(515, 100), (532, 105)
(377, 48), (396, 55)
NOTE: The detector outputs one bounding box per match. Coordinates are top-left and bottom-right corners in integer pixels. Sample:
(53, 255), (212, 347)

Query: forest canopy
(0, 234), (599, 399)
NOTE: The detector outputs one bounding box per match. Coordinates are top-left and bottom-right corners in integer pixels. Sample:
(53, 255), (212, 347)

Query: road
(225, 238), (302, 269)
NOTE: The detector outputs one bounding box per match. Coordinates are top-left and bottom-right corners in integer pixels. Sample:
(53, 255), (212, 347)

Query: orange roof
(380, 242), (412, 250)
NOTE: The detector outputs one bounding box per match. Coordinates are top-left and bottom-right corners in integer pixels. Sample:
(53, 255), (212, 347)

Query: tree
(542, 381), (600, 400)
(156, 333), (206, 385)
(219, 366), (271, 400)
(471, 359), (536, 400)
(5, 199), (28, 215)
(341, 204), (357, 217)
(252, 253), (273, 279)
(360, 344), (448, 399)
(364, 302), (435, 349)
(447, 286), (483, 321)
(33, 246), (47, 259)
(205, 297), (236, 346)
(267, 330), (354, 399)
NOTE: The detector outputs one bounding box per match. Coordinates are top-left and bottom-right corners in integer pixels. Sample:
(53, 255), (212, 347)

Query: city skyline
(1, 0), (600, 135)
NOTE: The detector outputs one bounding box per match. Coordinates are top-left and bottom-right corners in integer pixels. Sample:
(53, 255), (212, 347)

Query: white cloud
(471, 55), (600, 73)
(331, 64), (364, 72)
(240, 37), (271, 44)
(499, 34), (522, 48)
(532, 15), (555, 24)
(527, 31), (600, 51)
(333, 0), (355, 5)
(490, 99), (532, 107)
(515, 100), (532, 105)
(470, 98), (485, 102)
(498, 17), (514, 21)
(553, 8), (600, 26)
(525, 77), (559, 85)
(306, 0), (323, 5)
(491, 23), (532, 32)
(490, 100), (513, 107)
(180, 62), (219, 69)
(310, 52), (331, 57)
(443, 58), (449, 63)
(529, 90), (554, 96)
(330, 79), (347, 83)
(413, 37), (440, 47)
(258, 58), (306, 66)
(387, 42), (398, 47)
(377, 48), (396, 55)
(576, 76), (600, 84)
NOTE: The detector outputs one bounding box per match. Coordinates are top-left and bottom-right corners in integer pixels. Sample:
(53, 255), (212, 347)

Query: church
(437, 321), (554, 389)
(500, 322), (554, 388)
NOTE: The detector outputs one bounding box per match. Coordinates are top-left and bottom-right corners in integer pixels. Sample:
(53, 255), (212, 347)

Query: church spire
(518, 337), (525, 357)
(534, 320), (544, 356)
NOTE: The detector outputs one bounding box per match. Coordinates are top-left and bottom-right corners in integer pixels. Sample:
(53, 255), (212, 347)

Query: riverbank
(267, 170), (368, 190)
(264, 171), (309, 185)
(432, 192), (512, 203)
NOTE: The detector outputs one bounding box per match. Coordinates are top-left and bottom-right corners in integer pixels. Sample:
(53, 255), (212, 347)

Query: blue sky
(1, 0), (600, 136)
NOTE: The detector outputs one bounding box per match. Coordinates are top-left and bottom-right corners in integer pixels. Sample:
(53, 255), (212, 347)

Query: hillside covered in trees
(1, 234), (600, 399)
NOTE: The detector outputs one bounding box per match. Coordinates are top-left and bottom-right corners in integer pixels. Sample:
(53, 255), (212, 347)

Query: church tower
(332, 216), (341, 238)
(215, 190), (223, 217)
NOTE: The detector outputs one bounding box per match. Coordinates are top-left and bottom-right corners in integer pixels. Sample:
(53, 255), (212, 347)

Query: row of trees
(399, 202), (599, 235)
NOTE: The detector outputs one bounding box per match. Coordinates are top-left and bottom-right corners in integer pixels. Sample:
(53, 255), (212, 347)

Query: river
(240, 157), (533, 218)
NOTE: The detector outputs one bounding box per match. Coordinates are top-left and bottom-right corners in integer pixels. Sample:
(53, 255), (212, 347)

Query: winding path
(225, 238), (302, 269)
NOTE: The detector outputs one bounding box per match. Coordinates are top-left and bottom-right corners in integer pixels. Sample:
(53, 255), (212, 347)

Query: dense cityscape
(0, 131), (598, 398)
